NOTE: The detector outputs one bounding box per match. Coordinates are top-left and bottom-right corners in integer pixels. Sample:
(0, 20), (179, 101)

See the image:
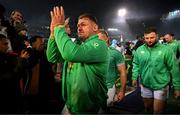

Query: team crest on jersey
(93, 42), (99, 48)
(140, 51), (145, 54)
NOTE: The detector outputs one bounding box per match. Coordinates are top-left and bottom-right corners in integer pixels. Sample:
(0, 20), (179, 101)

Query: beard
(146, 40), (158, 47)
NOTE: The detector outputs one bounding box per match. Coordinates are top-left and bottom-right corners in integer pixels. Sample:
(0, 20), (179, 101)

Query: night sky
(1, 0), (180, 39)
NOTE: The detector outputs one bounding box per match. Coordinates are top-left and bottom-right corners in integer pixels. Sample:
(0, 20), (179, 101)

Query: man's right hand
(50, 6), (65, 37)
(132, 80), (137, 87)
(20, 50), (29, 59)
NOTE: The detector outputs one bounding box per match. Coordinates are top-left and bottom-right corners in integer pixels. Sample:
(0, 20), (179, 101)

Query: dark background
(1, 0), (180, 40)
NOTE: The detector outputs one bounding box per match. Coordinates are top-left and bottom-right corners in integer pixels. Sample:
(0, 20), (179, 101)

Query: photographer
(0, 33), (29, 113)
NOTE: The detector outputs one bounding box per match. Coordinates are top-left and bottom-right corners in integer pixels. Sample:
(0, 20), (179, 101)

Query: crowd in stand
(0, 4), (180, 114)
(0, 4), (64, 114)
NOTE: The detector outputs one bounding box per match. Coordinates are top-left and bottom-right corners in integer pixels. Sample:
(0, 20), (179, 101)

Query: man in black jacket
(0, 34), (29, 113)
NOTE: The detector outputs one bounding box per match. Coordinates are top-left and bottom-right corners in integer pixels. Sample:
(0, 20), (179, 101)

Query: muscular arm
(117, 64), (127, 93)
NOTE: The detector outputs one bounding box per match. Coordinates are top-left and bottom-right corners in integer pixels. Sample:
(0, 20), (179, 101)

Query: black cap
(14, 22), (27, 32)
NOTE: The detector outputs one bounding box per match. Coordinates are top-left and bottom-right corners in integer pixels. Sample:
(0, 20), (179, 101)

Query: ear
(11, 11), (15, 16)
(93, 24), (98, 31)
(156, 34), (159, 39)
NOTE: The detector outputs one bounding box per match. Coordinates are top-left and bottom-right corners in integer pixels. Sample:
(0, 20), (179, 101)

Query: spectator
(11, 22), (30, 54)
(0, 33), (29, 113)
(25, 35), (56, 113)
(10, 9), (24, 26)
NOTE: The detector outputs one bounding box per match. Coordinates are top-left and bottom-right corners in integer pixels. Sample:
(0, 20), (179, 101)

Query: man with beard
(132, 27), (180, 114)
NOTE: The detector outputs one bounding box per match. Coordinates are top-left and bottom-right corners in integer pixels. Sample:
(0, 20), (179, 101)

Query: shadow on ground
(108, 87), (180, 114)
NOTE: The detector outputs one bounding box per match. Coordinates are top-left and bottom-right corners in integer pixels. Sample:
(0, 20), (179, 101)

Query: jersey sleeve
(132, 50), (140, 80)
(54, 26), (108, 63)
(46, 37), (64, 63)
